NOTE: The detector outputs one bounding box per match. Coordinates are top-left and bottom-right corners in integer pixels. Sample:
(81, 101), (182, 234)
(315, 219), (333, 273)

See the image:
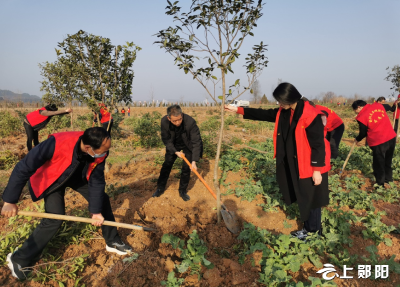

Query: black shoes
(106, 238), (133, 255)
(179, 191), (190, 201)
(6, 252), (30, 280)
(153, 188), (190, 201)
(152, 188), (165, 197)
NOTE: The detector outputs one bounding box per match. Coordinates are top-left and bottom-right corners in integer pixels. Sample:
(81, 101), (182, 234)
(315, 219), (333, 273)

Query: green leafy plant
(0, 111), (22, 137)
(161, 271), (184, 287)
(0, 150), (19, 170)
(161, 230), (214, 280)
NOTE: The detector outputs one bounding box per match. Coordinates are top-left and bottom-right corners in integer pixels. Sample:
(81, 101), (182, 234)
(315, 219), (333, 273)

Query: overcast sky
(0, 0), (399, 102)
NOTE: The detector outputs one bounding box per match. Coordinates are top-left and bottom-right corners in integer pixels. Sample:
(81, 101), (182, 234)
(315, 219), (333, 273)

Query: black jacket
(243, 100), (330, 221)
(2, 136), (107, 214)
(160, 114), (203, 161)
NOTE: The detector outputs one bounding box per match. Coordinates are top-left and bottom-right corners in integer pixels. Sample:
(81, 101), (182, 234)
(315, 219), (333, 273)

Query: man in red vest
(352, 100), (396, 187)
(96, 103), (113, 136)
(24, 104), (72, 151)
(1, 127), (132, 280)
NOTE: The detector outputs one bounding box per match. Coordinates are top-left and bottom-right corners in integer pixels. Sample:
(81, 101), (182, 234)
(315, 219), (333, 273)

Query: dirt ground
(0, 106), (399, 286)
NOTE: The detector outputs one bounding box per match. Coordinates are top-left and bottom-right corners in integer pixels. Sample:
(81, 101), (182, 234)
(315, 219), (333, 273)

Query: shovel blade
(221, 210), (240, 234)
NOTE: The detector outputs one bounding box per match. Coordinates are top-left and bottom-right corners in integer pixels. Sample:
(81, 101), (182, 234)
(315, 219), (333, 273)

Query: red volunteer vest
(394, 94), (400, 120)
(26, 107), (48, 127)
(99, 103), (111, 123)
(356, 102), (396, 147)
(315, 105), (344, 132)
(273, 101), (331, 179)
(29, 132), (107, 198)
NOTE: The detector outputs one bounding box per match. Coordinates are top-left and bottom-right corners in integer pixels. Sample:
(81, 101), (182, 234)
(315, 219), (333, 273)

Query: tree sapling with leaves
(42, 30), (141, 132)
(155, 0), (268, 221)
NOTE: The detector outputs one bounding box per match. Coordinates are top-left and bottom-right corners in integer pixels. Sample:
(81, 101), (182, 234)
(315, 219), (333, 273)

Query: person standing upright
(97, 103), (113, 136)
(225, 83), (331, 241)
(352, 100), (396, 187)
(153, 105), (203, 201)
(24, 104), (72, 151)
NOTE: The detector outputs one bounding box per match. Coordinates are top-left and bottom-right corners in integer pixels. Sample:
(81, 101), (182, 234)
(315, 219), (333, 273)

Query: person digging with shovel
(24, 103), (72, 151)
(1, 127), (132, 281)
(225, 83), (331, 241)
(153, 104), (203, 201)
(352, 100), (396, 188)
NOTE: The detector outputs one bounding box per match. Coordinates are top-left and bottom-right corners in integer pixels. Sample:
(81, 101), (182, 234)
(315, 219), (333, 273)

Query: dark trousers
(102, 121), (113, 137)
(326, 123), (344, 159)
(24, 122), (39, 151)
(394, 119), (399, 134)
(304, 207), (321, 234)
(12, 182), (119, 268)
(370, 138), (396, 186)
(157, 147), (192, 194)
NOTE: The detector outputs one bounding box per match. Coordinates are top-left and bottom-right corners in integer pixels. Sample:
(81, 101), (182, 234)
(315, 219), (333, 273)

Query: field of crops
(0, 104), (399, 287)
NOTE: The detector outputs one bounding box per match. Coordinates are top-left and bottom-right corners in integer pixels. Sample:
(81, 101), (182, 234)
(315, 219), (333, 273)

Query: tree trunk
(213, 71), (226, 223)
(107, 112), (113, 132)
(70, 101), (74, 131)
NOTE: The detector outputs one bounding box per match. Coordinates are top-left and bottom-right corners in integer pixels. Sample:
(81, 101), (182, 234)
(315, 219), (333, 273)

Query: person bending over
(24, 104), (72, 151)
(153, 105), (203, 201)
(1, 127), (132, 281)
(352, 100), (396, 188)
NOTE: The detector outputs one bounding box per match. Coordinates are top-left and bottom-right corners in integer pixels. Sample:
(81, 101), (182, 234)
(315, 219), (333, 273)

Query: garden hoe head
(180, 154), (240, 234)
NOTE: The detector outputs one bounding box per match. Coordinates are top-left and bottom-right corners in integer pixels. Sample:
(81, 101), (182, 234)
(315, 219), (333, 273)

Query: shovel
(180, 155), (240, 234)
(17, 211), (156, 232)
(339, 142), (356, 178)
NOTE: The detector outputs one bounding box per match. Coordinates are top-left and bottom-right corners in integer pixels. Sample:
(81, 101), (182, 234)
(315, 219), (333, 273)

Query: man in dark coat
(376, 97), (392, 112)
(152, 105), (203, 201)
(1, 127), (132, 280)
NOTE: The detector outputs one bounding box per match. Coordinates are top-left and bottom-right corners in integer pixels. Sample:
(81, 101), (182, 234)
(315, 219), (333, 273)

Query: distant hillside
(0, 89), (41, 102)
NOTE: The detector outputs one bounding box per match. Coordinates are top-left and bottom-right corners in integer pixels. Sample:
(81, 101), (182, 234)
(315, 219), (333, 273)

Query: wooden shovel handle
(341, 142), (356, 173)
(180, 154), (228, 211)
(17, 211), (156, 231)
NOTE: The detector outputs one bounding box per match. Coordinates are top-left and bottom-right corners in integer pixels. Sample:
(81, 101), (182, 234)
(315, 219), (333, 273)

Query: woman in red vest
(225, 83), (331, 241)
(24, 104), (72, 151)
(315, 105), (344, 159)
(352, 100), (396, 187)
(96, 103), (113, 136)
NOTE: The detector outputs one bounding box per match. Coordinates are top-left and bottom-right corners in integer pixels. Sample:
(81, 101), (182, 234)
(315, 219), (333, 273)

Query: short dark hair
(45, 104), (58, 111)
(351, 100), (367, 110)
(167, 105), (182, 117)
(376, 97), (386, 102)
(272, 83), (302, 105)
(82, 127), (110, 149)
